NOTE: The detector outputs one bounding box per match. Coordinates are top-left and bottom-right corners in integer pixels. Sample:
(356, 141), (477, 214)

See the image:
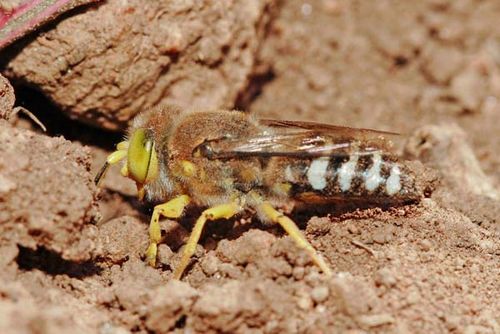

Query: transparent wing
(260, 119), (399, 139)
(199, 119), (401, 159)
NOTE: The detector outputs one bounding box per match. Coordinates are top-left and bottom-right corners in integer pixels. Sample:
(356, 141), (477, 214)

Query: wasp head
(95, 127), (159, 200)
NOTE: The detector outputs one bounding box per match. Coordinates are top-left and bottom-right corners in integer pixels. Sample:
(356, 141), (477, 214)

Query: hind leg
(257, 202), (332, 276)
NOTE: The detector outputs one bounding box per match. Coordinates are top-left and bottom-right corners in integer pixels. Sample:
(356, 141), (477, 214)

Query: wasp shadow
(16, 246), (103, 279)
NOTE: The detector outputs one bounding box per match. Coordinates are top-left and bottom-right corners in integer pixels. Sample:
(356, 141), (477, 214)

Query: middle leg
(173, 202), (242, 280)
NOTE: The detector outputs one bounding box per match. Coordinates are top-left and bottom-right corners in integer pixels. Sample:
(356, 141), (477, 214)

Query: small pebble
(347, 225), (360, 235)
(332, 273), (376, 316)
(396, 208), (406, 215)
(444, 315), (461, 331)
(0, 174), (16, 193)
(218, 263), (241, 278)
(200, 253), (219, 276)
(311, 286), (329, 303)
(297, 295), (313, 310)
(373, 229), (392, 245)
(316, 304), (327, 313)
(292, 266), (305, 280)
(479, 240), (495, 252)
(157, 244), (174, 265)
(455, 258), (465, 268)
(419, 239), (432, 252)
(374, 268), (397, 288)
(305, 271), (321, 285)
(406, 290), (420, 305)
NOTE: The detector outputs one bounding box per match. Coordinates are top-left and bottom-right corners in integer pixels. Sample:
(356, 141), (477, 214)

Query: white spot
(285, 165), (295, 182)
(307, 157), (329, 190)
(386, 165), (402, 195)
(363, 153), (384, 191)
(338, 155), (359, 192)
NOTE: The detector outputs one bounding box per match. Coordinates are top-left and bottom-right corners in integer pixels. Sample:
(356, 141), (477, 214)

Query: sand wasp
(96, 106), (426, 279)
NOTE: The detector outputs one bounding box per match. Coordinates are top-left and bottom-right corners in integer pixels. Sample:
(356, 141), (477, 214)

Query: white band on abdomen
(307, 157), (330, 190)
(386, 165), (402, 195)
(363, 152), (384, 191)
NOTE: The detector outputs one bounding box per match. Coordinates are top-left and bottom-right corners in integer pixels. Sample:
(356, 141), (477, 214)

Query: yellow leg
(258, 202), (332, 276)
(107, 149), (127, 164)
(146, 195), (191, 267)
(173, 202), (241, 280)
(116, 140), (129, 151)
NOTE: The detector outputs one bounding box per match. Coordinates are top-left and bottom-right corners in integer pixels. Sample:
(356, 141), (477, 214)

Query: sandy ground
(0, 1), (499, 333)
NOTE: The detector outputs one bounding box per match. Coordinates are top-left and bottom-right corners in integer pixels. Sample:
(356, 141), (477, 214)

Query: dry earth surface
(0, 1), (499, 333)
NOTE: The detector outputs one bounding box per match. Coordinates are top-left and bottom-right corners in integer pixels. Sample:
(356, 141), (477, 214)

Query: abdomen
(274, 152), (424, 203)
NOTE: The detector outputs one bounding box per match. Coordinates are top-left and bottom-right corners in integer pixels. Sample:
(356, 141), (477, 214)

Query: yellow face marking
(127, 129), (159, 186)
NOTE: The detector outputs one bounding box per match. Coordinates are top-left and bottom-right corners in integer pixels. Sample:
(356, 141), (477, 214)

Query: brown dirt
(0, 1), (499, 333)
(0, 120), (99, 261)
(1, 0), (277, 130)
(249, 0), (500, 186)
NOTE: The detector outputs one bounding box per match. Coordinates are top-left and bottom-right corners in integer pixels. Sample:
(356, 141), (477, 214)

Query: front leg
(146, 195), (191, 267)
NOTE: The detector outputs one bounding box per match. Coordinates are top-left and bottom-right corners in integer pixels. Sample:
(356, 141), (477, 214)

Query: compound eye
(127, 129), (158, 184)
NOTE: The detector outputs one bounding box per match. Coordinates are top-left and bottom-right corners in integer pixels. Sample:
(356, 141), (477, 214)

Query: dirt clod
(97, 216), (148, 263)
(145, 280), (198, 334)
(310, 285), (329, 303)
(0, 121), (99, 261)
(332, 273), (379, 317)
(374, 268), (397, 288)
(2, 0), (278, 130)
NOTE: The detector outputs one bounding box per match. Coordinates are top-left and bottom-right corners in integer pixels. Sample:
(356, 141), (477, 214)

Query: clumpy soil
(1, 0), (277, 130)
(0, 1), (499, 333)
